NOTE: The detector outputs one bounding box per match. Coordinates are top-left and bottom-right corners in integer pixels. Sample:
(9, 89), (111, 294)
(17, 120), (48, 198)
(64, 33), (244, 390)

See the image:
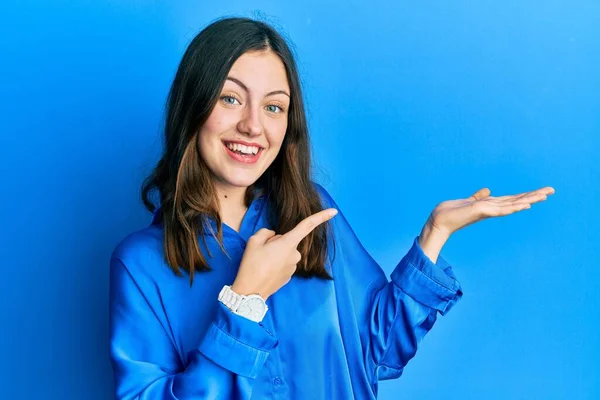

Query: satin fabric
(109, 183), (463, 399)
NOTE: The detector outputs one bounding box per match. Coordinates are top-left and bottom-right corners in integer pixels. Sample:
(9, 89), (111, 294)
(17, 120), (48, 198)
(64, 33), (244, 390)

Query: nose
(237, 104), (263, 137)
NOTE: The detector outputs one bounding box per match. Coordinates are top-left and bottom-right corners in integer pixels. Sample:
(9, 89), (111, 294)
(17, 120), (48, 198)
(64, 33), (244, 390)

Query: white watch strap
(218, 285), (245, 312)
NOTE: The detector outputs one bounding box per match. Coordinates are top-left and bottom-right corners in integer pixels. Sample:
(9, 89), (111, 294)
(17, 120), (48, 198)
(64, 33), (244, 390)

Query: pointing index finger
(283, 208), (338, 246)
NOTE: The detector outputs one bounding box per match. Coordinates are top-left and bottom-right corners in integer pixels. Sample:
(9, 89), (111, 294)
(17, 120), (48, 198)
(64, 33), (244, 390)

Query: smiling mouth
(222, 141), (264, 155)
(222, 141), (265, 164)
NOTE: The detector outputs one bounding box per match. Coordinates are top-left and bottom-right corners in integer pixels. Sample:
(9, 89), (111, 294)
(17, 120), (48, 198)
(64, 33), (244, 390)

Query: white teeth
(226, 142), (260, 155)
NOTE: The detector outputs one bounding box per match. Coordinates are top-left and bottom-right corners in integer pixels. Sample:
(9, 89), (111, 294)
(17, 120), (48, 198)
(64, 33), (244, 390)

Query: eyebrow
(226, 76), (290, 98)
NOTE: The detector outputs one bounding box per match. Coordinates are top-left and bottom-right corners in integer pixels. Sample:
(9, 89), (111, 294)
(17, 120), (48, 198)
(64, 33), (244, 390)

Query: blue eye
(266, 105), (283, 113)
(221, 96), (240, 105)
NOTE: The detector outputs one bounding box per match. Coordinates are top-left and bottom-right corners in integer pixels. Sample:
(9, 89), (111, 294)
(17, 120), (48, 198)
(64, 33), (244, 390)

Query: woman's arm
(315, 183), (462, 381)
(109, 257), (277, 400)
(366, 236), (462, 380)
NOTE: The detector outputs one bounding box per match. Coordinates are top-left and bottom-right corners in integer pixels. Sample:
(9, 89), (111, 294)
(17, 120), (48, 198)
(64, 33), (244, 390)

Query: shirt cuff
(390, 236), (463, 315)
(198, 301), (278, 378)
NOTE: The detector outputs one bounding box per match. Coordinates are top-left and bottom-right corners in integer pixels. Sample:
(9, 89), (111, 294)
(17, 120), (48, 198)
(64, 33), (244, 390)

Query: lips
(223, 141), (264, 165)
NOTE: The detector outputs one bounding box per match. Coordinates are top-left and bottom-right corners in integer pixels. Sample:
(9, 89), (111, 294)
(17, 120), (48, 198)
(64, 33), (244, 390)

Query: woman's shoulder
(312, 180), (339, 209)
(110, 221), (166, 279)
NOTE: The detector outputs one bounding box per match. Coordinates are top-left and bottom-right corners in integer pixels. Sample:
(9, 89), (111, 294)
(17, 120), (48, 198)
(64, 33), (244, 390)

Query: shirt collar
(150, 195), (269, 241)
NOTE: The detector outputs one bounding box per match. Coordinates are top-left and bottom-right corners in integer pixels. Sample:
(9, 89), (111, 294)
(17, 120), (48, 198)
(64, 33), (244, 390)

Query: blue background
(1, 1), (598, 399)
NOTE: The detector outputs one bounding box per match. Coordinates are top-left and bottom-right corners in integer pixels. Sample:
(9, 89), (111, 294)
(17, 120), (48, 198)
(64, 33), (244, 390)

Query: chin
(219, 173), (261, 188)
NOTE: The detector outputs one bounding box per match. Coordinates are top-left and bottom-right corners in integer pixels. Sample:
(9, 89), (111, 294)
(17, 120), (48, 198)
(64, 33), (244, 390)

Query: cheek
(267, 121), (288, 148)
(198, 120), (225, 154)
(203, 106), (238, 133)
(202, 115), (224, 134)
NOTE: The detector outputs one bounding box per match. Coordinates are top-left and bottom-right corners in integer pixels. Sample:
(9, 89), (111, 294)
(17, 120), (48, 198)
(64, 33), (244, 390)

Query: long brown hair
(141, 17), (335, 286)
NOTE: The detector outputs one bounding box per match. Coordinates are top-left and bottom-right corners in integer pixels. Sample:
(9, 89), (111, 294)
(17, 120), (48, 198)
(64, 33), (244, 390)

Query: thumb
(251, 228), (277, 244)
(470, 188), (491, 201)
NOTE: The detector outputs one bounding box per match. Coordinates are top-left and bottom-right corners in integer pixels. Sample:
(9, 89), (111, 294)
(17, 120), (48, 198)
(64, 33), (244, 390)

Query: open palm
(429, 186), (556, 237)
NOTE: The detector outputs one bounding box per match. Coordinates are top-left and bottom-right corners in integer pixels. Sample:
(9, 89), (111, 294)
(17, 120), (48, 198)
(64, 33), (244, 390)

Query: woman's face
(198, 50), (291, 192)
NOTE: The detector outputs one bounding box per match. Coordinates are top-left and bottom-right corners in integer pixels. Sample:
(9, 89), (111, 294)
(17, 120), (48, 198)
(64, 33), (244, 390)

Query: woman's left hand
(427, 186), (556, 239)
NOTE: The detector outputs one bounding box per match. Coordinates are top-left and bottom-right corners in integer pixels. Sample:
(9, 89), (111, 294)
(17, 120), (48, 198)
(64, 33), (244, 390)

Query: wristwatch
(218, 285), (268, 323)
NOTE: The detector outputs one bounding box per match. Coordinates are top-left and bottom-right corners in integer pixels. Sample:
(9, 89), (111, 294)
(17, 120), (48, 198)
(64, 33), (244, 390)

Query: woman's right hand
(231, 208), (338, 301)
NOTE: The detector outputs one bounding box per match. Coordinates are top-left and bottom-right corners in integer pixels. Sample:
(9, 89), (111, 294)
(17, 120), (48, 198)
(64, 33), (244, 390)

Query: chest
(161, 237), (344, 368)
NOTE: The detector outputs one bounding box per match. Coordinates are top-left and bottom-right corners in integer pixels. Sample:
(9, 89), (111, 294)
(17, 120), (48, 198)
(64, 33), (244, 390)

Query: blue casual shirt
(109, 182), (463, 399)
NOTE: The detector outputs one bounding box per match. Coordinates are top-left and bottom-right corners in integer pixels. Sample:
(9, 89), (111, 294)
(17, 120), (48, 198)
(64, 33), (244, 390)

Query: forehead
(227, 50), (290, 93)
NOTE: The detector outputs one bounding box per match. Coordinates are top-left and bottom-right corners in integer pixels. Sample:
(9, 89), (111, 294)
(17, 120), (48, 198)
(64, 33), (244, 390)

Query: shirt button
(273, 377), (282, 386)
(240, 242), (246, 249)
(254, 204), (260, 211)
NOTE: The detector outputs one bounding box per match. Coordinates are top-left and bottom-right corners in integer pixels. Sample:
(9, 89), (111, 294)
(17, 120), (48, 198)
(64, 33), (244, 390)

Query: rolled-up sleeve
(199, 301), (278, 378)
(390, 236), (463, 316)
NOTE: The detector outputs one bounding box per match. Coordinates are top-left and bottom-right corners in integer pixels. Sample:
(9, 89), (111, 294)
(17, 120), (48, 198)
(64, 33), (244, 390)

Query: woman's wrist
(418, 219), (450, 264)
(231, 282), (268, 301)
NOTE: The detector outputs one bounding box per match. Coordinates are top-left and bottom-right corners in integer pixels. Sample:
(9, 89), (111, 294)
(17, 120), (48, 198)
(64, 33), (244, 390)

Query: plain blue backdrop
(1, 1), (598, 399)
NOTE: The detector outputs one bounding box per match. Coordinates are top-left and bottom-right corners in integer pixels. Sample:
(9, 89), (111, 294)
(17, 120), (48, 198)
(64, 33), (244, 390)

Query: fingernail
(330, 209), (338, 217)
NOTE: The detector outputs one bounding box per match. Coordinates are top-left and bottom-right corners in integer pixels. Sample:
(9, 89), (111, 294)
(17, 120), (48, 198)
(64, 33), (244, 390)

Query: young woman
(109, 17), (554, 399)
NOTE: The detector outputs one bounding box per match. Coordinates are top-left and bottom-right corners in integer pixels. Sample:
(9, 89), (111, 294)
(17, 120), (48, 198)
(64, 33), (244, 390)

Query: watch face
(238, 297), (267, 321)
